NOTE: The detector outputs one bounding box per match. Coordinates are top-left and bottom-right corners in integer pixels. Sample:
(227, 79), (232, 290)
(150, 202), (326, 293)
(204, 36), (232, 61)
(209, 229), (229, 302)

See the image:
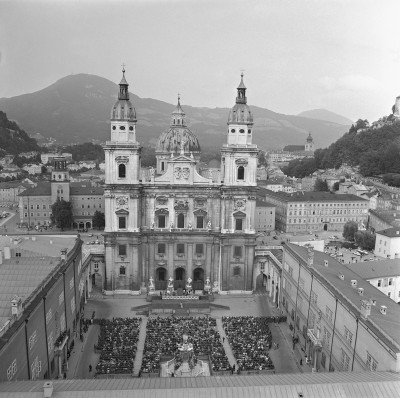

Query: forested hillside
(0, 111), (40, 155)
(284, 116), (400, 178)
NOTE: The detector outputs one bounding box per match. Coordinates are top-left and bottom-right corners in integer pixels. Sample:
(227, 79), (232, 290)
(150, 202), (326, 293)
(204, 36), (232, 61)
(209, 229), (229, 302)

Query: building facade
(374, 227), (400, 259)
(260, 189), (369, 233)
(281, 243), (400, 373)
(18, 159), (104, 229)
(254, 201), (275, 233)
(102, 71), (259, 294)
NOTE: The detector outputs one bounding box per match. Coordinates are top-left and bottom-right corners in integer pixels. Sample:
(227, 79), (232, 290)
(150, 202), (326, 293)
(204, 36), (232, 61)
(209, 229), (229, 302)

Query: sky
(0, 0), (399, 122)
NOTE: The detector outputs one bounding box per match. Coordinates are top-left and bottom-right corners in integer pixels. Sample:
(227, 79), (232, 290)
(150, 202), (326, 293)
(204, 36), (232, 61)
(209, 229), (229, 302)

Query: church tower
(305, 132), (314, 152)
(50, 157), (70, 203)
(221, 73), (258, 187)
(103, 69), (142, 293)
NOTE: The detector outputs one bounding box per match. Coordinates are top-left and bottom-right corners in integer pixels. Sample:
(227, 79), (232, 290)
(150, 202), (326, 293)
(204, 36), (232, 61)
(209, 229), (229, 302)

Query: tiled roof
(260, 189), (367, 203)
(376, 226), (400, 237)
(255, 200), (274, 208)
(285, 242), (400, 352)
(349, 259), (400, 279)
(18, 182), (51, 197)
(0, 372), (398, 396)
(70, 183), (103, 195)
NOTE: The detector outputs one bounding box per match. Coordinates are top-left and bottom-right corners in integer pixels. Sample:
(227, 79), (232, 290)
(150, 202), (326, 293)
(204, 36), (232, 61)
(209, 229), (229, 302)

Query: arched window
(118, 164), (126, 178)
(237, 166), (245, 180)
(177, 213), (185, 228)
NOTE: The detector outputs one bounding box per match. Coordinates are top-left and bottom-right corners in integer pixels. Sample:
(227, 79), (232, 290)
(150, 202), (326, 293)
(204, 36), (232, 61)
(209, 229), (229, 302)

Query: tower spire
(118, 66), (129, 100)
(236, 72), (247, 104)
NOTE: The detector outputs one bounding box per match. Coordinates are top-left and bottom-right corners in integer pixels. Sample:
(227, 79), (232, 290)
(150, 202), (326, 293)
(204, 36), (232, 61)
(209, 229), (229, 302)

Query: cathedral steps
(215, 318), (238, 370)
(132, 317), (148, 376)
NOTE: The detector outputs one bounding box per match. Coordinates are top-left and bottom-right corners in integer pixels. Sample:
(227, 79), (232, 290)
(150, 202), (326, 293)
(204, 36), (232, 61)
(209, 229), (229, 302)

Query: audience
(222, 316), (275, 371)
(94, 317), (141, 375)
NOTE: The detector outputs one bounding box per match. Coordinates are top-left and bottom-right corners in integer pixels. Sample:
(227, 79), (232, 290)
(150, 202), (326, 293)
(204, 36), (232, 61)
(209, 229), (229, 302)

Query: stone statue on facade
(149, 277), (155, 293)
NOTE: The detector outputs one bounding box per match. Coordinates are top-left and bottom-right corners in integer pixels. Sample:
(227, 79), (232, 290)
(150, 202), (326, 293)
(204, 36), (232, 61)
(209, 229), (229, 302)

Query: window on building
(16, 252), (21, 257)
(177, 244), (185, 255)
(366, 352), (378, 371)
(195, 244), (204, 255)
(158, 215), (166, 228)
(118, 164), (126, 178)
(341, 349), (350, 371)
(389, 278), (393, 286)
(344, 327), (353, 345)
(118, 245), (127, 256)
(161, 162), (165, 171)
(235, 218), (243, 231)
(196, 215), (204, 229)
(321, 352), (327, 369)
(119, 266), (126, 276)
(323, 327), (331, 349)
(377, 279), (382, 287)
(118, 216), (126, 229)
(383, 278), (388, 287)
(234, 246), (242, 257)
(311, 291), (318, 305)
(177, 213), (185, 228)
(233, 266), (241, 276)
(156, 243), (165, 255)
(237, 166), (245, 180)
(326, 306), (333, 323)
(388, 292), (391, 298)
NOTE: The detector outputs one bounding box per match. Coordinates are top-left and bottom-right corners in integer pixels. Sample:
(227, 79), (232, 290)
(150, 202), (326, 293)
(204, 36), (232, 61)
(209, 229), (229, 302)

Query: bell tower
(221, 73), (258, 187)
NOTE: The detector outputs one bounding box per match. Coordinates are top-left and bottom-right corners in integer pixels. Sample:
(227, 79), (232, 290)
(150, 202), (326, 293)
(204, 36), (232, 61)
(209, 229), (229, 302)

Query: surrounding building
(0, 235), (87, 382)
(374, 227), (400, 259)
(368, 209), (400, 232)
(0, 180), (34, 206)
(18, 159), (104, 229)
(281, 243), (400, 373)
(259, 189), (369, 233)
(102, 70), (259, 294)
(254, 201), (275, 233)
(349, 259), (400, 303)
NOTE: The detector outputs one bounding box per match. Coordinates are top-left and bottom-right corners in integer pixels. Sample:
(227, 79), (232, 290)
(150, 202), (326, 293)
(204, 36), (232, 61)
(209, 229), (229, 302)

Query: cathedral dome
(156, 127), (201, 153)
(156, 97), (201, 154)
(227, 73), (253, 125)
(110, 69), (137, 121)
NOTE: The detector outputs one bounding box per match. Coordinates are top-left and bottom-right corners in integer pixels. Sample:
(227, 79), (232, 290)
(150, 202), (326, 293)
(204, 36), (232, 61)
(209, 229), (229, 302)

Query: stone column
(187, 243), (193, 281)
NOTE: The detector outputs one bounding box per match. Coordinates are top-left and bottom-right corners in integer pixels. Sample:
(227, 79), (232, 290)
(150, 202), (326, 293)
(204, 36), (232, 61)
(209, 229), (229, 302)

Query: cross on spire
(121, 63), (126, 73)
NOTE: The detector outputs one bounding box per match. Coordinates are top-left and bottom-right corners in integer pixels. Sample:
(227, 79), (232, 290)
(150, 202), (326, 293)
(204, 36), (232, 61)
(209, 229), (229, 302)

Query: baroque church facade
(103, 70), (259, 294)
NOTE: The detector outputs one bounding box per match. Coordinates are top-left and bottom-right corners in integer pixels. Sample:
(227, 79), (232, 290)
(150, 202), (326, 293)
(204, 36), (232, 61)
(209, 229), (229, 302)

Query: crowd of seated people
(222, 316), (274, 371)
(95, 317), (141, 375)
(141, 316), (230, 374)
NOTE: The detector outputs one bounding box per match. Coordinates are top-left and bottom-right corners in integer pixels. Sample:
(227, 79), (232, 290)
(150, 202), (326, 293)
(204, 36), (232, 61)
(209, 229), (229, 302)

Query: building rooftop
(285, 242), (400, 353)
(349, 258), (400, 279)
(18, 182), (51, 197)
(0, 372), (398, 397)
(376, 226), (400, 237)
(70, 183), (103, 196)
(255, 200), (275, 208)
(370, 209), (400, 228)
(259, 189), (367, 203)
(0, 235), (77, 329)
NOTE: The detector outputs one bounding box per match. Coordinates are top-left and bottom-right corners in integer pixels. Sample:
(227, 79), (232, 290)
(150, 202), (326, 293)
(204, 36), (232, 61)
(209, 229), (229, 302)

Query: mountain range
(0, 74), (351, 150)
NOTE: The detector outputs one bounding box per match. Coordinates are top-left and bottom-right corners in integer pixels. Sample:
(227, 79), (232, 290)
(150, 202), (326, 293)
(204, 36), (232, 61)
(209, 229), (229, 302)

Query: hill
(0, 74), (349, 150)
(297, 109), (353, 126)
(0, 111), (40, 155)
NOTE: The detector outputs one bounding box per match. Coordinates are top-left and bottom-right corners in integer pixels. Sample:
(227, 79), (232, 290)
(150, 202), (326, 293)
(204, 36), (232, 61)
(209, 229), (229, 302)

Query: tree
(314, 178), (329, 192)
(51, 199), (73, 231)
(92, 211), (105, 230)
(343, 221), (358, 241)
(354, 231), (376, 251)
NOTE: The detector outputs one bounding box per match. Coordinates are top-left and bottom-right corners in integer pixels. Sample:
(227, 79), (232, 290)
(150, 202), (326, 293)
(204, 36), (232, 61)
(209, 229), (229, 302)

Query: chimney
(307, 246), (314, 267)
(351, 279), (357, 288)
(360, 299), (372, 319)
(358, 287), (364, 295)
(380, 305), (387, 315)
(10, 296), (22, 318)
(338, 273), (344, 280)
(43, 381), (53, 398)
(60, 249), (67, 261)
(371, 299), (376, 306)
(4, 247), (11, 260)
(324, 259), (328, 267)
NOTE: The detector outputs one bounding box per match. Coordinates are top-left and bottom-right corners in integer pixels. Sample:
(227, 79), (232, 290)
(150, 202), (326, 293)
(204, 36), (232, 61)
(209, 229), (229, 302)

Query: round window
(120, 126), (125, 130)
(129, 126), (134, 131)
(239, 129), (245, 134)
(248, 129), (252, 134)
(112, 126), (116, 130)
(231, 129), (235, 133)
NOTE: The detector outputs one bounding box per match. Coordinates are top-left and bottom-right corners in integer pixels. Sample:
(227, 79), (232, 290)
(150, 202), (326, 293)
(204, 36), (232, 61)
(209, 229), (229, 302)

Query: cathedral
(103, 70), (259, 294)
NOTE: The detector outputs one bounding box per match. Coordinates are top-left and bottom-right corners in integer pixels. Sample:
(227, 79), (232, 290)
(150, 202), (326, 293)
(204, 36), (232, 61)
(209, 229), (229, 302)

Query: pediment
(233, 211), (246, 217)
(155, 208), (169, 215)
(193, 209), (208, 216)
(115, 209), (129, 215)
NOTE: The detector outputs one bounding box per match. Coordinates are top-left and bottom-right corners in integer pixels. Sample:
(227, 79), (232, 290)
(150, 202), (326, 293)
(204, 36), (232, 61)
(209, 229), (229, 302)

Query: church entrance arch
(324, 223), (328, 231)
(155, 267), (168, 290)
(174, 267), (185, 289)
(86, 221), (91, 229)
(193, 268), (204, 291)
(255, 273), (267, 291)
